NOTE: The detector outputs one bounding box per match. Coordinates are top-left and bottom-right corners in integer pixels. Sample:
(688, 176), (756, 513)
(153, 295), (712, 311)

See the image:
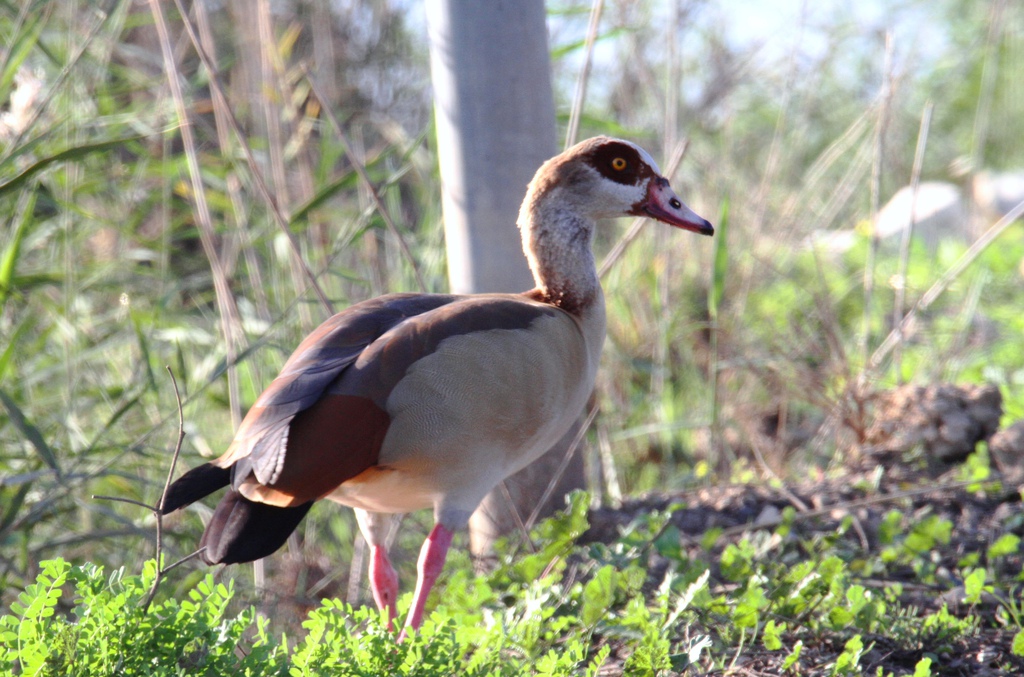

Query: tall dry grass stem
(596, 425), (622, 505)
(892, 101), (934, 384)
(707, 200), (729, 472)
(663, 2), (678, 151)
(564, 0), (603, 150)
(149, 0), (243, 429)
(969, 0), (1005, 174)
(524, 403), (599, 534)
(304, 69), (427, 292)
(859, 31), (895, 380)
(749, 5), (804, 240)
(168, 0), (334, 315)
(869, 196), (1024, 372)
(194, 0), (273, 325)
(778, 109), (872, 247)
(257, 0), (309, 334)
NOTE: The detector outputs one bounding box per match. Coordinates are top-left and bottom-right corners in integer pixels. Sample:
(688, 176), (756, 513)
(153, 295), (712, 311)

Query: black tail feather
(160, 463), (232, 514)
(200, 490), (313, 564)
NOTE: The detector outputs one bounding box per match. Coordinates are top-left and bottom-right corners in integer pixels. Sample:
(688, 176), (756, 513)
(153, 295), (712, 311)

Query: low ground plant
(3, 490), (1023, 675)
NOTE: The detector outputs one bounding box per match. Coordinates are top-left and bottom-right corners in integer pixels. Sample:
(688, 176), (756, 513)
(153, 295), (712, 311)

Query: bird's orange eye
(611, 157), (627, 171)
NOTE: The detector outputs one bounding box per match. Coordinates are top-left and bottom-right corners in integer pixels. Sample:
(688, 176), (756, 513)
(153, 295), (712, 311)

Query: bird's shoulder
(373, 291), (567, 348)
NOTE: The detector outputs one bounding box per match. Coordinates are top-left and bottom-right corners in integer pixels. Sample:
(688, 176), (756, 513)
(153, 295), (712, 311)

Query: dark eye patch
(584, 141), (654, 186)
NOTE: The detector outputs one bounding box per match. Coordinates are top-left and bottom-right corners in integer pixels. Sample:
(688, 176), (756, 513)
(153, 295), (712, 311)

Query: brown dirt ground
(581, 456), (1024, 676)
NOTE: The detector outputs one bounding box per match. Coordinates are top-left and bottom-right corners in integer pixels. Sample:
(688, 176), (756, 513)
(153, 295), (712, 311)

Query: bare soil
(585, 466), (1023, 675)
(580, 382), (1024, 676)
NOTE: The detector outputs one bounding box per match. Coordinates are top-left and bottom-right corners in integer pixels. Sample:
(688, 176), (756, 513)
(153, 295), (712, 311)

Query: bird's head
(522, 136), (714, 236)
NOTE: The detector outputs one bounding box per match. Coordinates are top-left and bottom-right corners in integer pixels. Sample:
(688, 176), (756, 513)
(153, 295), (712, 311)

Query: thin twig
(303, 67), (428, 293)
(92, 368), (189, 671)
(140, 367), (188, 613)
(161, 547), (207, 575)
(158, 367), (188, 513)
(92, 495), (155, 511)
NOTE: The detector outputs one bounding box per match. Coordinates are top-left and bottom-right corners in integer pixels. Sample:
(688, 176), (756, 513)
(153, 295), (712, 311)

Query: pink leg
(398, 524), (454, 641)
(369, 545), (399, 628)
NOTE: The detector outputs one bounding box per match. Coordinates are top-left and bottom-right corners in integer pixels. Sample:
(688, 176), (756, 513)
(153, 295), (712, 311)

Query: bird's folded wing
(215, 293), (459, 487)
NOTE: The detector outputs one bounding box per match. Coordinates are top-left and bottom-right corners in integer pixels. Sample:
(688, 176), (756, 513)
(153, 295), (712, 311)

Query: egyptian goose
(161, 136), (713, 635)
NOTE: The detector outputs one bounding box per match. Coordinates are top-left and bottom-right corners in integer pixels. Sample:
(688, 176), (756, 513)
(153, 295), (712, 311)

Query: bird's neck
(519, 193), (602, 314)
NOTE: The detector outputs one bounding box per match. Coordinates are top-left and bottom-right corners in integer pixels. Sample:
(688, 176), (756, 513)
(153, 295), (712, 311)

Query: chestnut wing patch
(242, 394), (391, 505)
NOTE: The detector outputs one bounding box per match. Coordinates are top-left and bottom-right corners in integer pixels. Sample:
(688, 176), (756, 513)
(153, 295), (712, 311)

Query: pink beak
(639, 177), (714, 236)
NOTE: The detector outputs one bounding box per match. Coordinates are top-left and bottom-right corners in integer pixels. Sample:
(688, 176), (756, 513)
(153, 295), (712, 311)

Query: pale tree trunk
(425, 0), (586, 561)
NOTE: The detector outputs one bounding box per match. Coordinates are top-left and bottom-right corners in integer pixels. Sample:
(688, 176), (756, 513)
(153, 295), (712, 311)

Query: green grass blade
(0, 481), (33, 538)
(0, 388), (60, 475)
(0, 315), (35, 384)
(0, 188), (35, 311)
(551, 27), (627, 59)
(83, 393), (143, 458)
(0, 12), (44, 96)
(288, 168), (360, 226)
(131, 314), (157, 393)
(0, 136), (144, 199)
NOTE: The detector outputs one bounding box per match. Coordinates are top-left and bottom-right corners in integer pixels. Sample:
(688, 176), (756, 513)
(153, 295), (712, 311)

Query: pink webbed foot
(369, 544), (399, 628)
(397, 523), (454, 643)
